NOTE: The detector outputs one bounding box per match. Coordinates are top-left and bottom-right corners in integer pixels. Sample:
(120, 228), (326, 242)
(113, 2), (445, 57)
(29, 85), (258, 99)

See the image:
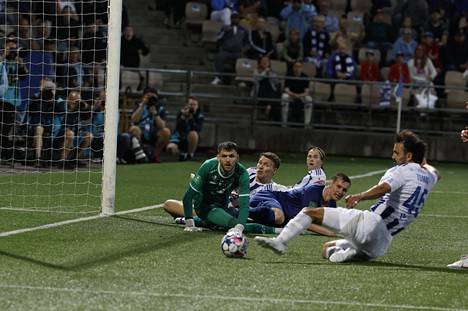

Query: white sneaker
(174, 217), (186, 225)
(211, 77), (222, 85)
(254, 236), (286, 255)
(447, 255), (468, 270)
(329, 247), (358, 263)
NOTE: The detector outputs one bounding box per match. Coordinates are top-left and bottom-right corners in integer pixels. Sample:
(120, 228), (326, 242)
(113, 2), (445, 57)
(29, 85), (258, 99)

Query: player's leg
(249, 192), (285, 226)
(163, 199), (196, 218)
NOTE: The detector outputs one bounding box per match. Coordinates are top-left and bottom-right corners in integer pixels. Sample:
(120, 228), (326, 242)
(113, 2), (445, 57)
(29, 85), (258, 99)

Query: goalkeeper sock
(276, 212), (312, 245)
(249, 206), (276, 226)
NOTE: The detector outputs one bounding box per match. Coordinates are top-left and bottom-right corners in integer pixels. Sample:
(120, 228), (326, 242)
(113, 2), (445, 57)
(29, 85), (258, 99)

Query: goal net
(0, 0), (119, 216)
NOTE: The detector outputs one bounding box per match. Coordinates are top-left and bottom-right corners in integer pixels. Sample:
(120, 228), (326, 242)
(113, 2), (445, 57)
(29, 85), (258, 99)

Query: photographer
(55, 91), (93, 169)
(129, 87), (170, 163)
(0, 33), (28, 160)
(167, 97), (204, 161)
(27, 80), (65, 166)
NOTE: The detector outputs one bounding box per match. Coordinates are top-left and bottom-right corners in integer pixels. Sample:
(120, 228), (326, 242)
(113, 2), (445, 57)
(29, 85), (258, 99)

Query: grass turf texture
(0, 155), (467, 310)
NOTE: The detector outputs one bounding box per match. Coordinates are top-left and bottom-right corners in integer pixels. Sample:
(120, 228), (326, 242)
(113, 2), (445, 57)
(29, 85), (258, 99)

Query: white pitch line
(421, 214), (468, 219)
(0, 204), (163, 238)
(432, 191), (468, 195)
(348, 169), (387, 180)
(0, 284), (466, 311)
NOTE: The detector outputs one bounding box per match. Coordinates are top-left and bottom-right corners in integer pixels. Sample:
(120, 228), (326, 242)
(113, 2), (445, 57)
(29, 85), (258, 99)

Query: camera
(147, 95), (159, 107)
(41, 88), (55, 101)
(181, 105), (194, 116)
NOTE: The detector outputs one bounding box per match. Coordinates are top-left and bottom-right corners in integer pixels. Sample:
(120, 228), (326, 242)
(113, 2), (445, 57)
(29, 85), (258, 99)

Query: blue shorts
(250, 189), (309, 223)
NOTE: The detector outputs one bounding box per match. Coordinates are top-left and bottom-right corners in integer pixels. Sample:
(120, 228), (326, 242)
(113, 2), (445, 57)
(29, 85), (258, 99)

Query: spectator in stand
(247, 16), (275, 60)
(129, 88), (171, 163)
(356, 50), (380, 103)
(424, 9), (449, 45)
(281, 61), (312, 127)
(55, 91), (93, 169)
(392, 0), (429, 33)
(167, 97), (204, 161)
(18, 15), (31, 50)
(27, 80), (64, 166)
(211, 0), (239, 26)
(398, 16), (417, 40)
(407, 44), (437, 106)
(90, 89), (105, 160)
(391, 28), (417, 63)
(54, 4), (81, 53)
(388, 51), (410, 84)
(303, 15), (330, 77)
(239, 0), (261, 21)
(330, 15), (364, 56)
(254, 55), (282, 121)
(280, 0), (316, 40)
(442, 30), (468, 73)
(120, 26), (150, 91)
(57, 46), (90, 90)
(211, 12), (249, 85)
(31, 20), (53, 51)
(366, 9), (394, 64)
(316, 0), (339, 33)
(0, 34), (28, 160)
(421, 32), (441, 71)
(280, 28), (303, 69)
(81, 21), (107, 87)
(326, 41), (356, 102)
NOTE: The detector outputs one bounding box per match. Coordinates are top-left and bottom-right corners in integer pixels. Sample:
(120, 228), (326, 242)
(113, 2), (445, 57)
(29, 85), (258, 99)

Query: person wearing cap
(211, 0), (240, 26)
(0, 33), (28, 160)
(128, 87), (171, 163)
(391, 28), (417, 63)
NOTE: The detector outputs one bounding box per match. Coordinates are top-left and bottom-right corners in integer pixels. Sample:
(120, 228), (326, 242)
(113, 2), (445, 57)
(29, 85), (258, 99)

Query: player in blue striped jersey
(256, 130), (440, 263)
(293, 146), (327, 188)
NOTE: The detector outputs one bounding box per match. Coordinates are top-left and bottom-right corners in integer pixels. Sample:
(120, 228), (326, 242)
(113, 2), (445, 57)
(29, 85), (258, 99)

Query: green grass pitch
(0, 155), (467, 310)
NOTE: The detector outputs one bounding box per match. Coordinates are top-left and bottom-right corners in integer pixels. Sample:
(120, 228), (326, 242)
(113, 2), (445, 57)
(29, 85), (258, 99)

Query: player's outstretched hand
(184, 218), (203, 232)
(345, 194), (361, 208)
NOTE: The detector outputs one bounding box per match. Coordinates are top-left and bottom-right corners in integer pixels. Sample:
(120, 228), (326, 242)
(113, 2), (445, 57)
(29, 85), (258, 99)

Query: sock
(193, 216), (206, 227)
(206, 207), (237, 229)
(244, 223), (276, 234)
(276, 212), (312, 245)
(249, 206), (276, 226)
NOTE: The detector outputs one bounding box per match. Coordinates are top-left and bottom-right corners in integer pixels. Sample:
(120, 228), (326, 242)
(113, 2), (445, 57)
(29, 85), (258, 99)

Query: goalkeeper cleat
(254, 236), (286, 255)
(174, 217), (186, 225)
(328, 247), (358, 263)
(447, 255), (468, 270)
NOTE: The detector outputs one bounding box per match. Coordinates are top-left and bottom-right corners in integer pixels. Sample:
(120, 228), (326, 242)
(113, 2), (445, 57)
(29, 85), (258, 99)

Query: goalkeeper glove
(184, 218), (203, 232)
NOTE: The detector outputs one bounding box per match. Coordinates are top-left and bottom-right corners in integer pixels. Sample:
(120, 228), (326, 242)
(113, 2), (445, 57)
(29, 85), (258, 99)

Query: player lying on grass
(256, 130), (440, 263)
(167, 141), (280, 233)
(249, 173), (351, 237)
(163, 151), (284, 219)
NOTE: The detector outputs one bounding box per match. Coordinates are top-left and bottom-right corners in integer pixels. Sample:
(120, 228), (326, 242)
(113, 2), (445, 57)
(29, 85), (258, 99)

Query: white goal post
(101, 0), (122, 215)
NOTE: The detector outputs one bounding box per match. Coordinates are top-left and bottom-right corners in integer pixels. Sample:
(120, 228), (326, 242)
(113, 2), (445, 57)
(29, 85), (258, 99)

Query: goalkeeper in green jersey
(182, 141), (277, 233)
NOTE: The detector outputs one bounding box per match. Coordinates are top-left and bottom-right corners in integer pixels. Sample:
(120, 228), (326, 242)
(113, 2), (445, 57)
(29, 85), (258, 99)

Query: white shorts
(322, 207), (393, 258)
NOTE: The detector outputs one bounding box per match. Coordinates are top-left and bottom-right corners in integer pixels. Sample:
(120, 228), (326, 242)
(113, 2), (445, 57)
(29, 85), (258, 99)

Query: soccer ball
(220, 230), (248, 258)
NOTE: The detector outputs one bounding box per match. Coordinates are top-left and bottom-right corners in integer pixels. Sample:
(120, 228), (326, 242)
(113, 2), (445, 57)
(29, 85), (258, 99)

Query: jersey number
(402, 186), (428, 216)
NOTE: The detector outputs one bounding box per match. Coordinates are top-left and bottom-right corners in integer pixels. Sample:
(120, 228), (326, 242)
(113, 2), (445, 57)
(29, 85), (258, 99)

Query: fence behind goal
(0, 0), (120, 216)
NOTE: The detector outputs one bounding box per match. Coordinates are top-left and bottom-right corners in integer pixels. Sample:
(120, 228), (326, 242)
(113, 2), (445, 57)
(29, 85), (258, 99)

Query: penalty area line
(0, 284), (466, 311)
(0, 204), (163, 238)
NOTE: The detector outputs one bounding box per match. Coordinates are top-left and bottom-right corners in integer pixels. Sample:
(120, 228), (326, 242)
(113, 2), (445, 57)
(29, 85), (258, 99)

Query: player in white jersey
(163, 152), (283, 218)
(255, 130), (440, 263)
(293, 146), (327, 188)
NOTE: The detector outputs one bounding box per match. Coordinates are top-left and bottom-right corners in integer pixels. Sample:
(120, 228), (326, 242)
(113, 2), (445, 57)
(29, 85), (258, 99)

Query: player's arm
(182, 165), (206, 231)
(236, 168), (250, 225)
(345, 182), (391, 208)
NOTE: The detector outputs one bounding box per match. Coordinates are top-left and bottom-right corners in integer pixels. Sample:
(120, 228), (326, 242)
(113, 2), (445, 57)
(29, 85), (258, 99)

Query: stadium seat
(360, 83), (380, 106)
(334, 83), (357, 103)
(148, 72), (164, 89)
(311, 81), (330, 102)
(263, 22), (280, 43)
(270, 60), (287, 77)
(302, 62), (317, 78)
(445, 71), (467, 109)
(202, 20), (223, 44)
(120, 70), (141, 92)
(358, 47), (381, 64)
(351, 0), (372, 13)
(185, 2), (208, 26)
(235, 58), (258, 85)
